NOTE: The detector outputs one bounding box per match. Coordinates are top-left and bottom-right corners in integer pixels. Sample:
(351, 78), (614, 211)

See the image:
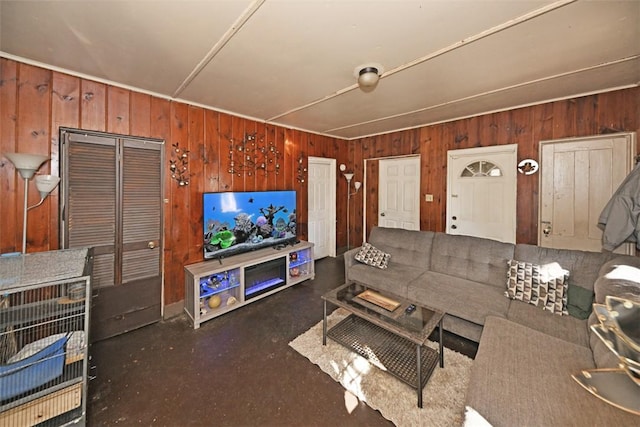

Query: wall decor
(297, 155), (307, 183)
(169, 142), (190, 185)
(225, 132), (281, 176)
(517, 159), (538, 175)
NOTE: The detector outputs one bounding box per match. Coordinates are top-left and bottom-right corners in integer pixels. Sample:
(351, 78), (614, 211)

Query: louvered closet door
(122, 139), (162, 284)
(65, 133), (117, 288)
(62, 130), (163, 342)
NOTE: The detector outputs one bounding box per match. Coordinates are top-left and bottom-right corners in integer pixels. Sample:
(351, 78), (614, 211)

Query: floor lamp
(4, 153), (60, 254)
(343, 172), (361, 251)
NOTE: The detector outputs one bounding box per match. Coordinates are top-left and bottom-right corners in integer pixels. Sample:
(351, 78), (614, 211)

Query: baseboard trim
(163, 300), (184, 320)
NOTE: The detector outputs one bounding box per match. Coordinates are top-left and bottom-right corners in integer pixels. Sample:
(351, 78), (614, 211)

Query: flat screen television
(203, 190), (297, 260)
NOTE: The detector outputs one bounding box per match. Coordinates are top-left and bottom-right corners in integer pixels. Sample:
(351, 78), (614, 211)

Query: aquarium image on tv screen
(203, 190), (297, 259)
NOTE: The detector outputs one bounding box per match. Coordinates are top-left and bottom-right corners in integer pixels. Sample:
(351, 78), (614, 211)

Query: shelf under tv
(184, 241), (315, 329)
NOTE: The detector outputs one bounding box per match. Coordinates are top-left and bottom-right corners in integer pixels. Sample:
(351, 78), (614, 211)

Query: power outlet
(425, 194), (434, 202)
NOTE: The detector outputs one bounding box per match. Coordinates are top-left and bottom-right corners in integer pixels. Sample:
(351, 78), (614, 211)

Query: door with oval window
(60, 128), (163, 342)
(447, 144), (517, 243)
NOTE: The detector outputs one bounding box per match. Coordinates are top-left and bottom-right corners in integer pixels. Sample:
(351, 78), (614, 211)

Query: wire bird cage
(0, 249), (91, 426)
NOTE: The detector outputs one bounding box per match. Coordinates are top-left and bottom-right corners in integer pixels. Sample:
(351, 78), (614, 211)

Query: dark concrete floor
(87, 255), (478, 426)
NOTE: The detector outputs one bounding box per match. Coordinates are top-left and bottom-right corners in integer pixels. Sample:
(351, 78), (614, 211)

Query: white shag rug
(289, 309), (473, 426)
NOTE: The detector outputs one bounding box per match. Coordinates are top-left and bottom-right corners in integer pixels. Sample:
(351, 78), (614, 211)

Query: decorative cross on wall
(169, 142), (190, 186)
(225, 132), (282, 177)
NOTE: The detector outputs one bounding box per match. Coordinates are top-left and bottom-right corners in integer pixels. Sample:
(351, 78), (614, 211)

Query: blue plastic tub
(0, 335), (68, 401)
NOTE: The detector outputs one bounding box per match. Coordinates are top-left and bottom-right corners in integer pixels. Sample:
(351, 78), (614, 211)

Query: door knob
(380, 212), (386, 217)
(451, 225), (457, 230)
(148, 241), (156, 249)
(541, 221), (552, 237)
(452, 216), (457, 220)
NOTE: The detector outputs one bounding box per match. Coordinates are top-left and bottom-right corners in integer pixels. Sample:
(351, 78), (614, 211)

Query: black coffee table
(322, 282), (444, 408)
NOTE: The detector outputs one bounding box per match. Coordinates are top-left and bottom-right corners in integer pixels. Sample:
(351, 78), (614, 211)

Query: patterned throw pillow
(354, 242), (391, 269)
(505, 260), (569, 315)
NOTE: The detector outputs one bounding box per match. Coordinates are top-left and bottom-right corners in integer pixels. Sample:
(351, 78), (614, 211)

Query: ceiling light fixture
(354, 63), (384, 92)
(358, 67), (379, 87)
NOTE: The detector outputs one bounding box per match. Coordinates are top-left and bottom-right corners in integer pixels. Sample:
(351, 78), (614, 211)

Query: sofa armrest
(343, 247), (361, 284)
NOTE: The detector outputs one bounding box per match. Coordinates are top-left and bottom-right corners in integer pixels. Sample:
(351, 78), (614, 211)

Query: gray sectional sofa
(344, 226), (640, 426)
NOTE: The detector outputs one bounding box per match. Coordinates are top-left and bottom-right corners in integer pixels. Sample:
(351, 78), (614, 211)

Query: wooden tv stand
(184, 241), (314, 329)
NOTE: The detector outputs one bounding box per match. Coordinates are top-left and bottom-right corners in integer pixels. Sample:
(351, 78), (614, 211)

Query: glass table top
(322, 282), (444, 344)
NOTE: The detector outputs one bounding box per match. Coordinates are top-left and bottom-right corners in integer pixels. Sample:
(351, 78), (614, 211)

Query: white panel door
(378, 156), (420, 230)
(539, 134), (635, 253)
(447, 144), (517, 243)
(308, 157), (336, 259)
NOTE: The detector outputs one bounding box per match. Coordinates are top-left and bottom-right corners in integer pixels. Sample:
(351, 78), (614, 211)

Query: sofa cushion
(407, 271), (510, 326)
(466, 316), (639, 427)
(566, 284), (594, 320)
(367, 227), (435, 267)
(354, 242), (390, 269)
(504, 260), (569, 315)
(344, 227), (434, 299)
(442, 315), (484, 342)
(537, 270), (569, 315)
(430, 233), (514, 289)
(505, 260), (540, 304)
(348, 262), (425, 298)
(506, 300), (589, 347)
(513, 244), (611, 292)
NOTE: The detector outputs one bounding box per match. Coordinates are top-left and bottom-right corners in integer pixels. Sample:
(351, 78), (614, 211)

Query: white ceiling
(1, 0), (638, 140)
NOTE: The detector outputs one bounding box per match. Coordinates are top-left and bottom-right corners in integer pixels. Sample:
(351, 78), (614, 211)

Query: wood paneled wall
(349, 87), (639, 245)
(0, 58), (340, 305)
(1, 58), (638, 307)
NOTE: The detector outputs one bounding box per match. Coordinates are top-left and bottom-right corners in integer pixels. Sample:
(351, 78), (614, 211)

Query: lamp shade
(35, 175), (61, 198)
(343, 173), (354, 182)
(4, 153), (49, 179)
